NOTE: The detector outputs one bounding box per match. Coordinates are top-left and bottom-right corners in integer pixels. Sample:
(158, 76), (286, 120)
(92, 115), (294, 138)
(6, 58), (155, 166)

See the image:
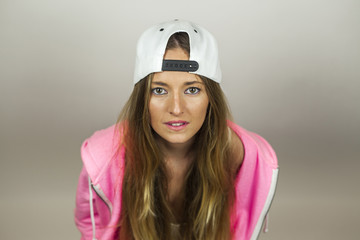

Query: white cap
(133, 19), (222, 84)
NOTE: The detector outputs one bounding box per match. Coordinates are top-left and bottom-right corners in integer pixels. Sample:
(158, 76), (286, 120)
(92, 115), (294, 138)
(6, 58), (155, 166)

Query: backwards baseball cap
(133, 19), (222, 84)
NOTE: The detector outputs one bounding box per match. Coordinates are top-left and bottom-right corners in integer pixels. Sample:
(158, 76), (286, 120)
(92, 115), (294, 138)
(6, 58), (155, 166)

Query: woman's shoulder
(81, 124), (120, 153)
(80, 123), (123, 183)
(227, 120), (278, 170)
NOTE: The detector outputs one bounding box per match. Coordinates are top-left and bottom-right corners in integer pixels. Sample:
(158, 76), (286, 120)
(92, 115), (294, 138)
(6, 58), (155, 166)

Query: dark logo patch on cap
(162, 60), (199, 72)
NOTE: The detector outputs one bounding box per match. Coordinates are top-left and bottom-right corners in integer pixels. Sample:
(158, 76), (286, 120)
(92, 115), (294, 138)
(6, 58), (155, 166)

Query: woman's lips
(164, 121), (189, 131)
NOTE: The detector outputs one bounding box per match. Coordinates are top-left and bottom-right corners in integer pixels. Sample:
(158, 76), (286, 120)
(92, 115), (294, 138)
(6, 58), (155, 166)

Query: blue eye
(185, 87), (200, 95)
(152, 87), (167, 95)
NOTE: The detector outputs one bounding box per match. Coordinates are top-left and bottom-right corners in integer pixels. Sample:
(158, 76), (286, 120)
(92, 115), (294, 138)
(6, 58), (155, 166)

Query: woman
(75, 19), (279, 240)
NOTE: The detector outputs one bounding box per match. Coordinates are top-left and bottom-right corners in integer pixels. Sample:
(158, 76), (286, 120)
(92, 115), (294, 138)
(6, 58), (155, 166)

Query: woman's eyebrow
(152, 81), (168, 86)
(184, 81), (203, 86)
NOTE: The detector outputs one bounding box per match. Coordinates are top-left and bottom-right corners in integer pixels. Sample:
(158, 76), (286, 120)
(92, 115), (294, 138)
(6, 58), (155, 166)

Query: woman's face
(149, 48), (209, 146)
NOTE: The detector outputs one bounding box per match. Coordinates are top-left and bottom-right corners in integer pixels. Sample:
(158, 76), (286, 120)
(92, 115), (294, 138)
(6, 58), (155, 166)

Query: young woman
(75, 19), (279, 240)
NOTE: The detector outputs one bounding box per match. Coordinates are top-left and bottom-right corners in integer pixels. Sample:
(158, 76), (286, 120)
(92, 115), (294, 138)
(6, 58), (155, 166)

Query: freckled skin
(149, 48), (209, 148)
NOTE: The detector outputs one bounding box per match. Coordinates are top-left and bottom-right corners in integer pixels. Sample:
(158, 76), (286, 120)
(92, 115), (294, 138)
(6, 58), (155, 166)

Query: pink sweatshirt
(74, 120), (279, 239)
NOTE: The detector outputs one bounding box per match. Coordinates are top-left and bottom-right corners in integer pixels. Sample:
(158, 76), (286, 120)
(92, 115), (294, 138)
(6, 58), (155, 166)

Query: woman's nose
(169, 92), (184, 115)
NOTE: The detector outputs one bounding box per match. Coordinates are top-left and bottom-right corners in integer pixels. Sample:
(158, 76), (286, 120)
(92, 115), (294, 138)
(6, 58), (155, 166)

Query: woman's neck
(156, 136), (196, 161)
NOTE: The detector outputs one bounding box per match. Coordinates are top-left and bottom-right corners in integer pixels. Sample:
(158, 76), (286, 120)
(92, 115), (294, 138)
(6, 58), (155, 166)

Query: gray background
(1, 0), (359, 239)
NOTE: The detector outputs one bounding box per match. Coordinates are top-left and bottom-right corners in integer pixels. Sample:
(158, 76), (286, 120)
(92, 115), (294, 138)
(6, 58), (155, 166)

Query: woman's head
(117, 21), (233, 240)
(121, 31), (231, 148)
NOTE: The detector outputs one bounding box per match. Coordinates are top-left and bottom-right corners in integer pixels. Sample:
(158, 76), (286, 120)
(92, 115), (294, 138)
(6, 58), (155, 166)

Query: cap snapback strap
(162, 60), (199, 72)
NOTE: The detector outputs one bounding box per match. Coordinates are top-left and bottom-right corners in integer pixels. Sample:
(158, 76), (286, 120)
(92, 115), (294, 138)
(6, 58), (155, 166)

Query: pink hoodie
(74, 120), (279, 240)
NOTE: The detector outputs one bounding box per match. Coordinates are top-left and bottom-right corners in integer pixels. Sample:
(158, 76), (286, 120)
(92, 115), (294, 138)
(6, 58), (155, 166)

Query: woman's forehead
(152, 71), (202, 86)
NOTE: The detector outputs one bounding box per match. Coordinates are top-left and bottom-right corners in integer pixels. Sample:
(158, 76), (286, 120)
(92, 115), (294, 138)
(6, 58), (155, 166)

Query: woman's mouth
(165, 121), (189, 131)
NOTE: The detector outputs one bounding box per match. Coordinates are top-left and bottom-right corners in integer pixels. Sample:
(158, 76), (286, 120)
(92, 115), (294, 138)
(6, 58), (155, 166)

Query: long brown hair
(117, 32), (235, 239)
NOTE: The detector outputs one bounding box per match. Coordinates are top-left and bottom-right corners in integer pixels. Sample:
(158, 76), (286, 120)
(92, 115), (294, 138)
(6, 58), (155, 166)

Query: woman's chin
(157, 134), (196, 146)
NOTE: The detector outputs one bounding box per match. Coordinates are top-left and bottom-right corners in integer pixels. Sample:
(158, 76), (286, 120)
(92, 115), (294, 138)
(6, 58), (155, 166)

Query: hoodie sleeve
(74, 166), (99, 240)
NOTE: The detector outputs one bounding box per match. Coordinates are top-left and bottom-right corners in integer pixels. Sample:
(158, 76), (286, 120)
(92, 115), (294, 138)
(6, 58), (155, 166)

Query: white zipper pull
(263, 213), (269, 233)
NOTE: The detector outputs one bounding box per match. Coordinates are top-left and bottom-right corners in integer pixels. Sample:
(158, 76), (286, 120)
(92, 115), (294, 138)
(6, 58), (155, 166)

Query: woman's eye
(185, 87), (200, 95)
(152, 87), (167, 95)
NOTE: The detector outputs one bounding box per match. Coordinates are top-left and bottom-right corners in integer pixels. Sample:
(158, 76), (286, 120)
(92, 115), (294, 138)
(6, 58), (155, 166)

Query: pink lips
(164, 120), (189, 131)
